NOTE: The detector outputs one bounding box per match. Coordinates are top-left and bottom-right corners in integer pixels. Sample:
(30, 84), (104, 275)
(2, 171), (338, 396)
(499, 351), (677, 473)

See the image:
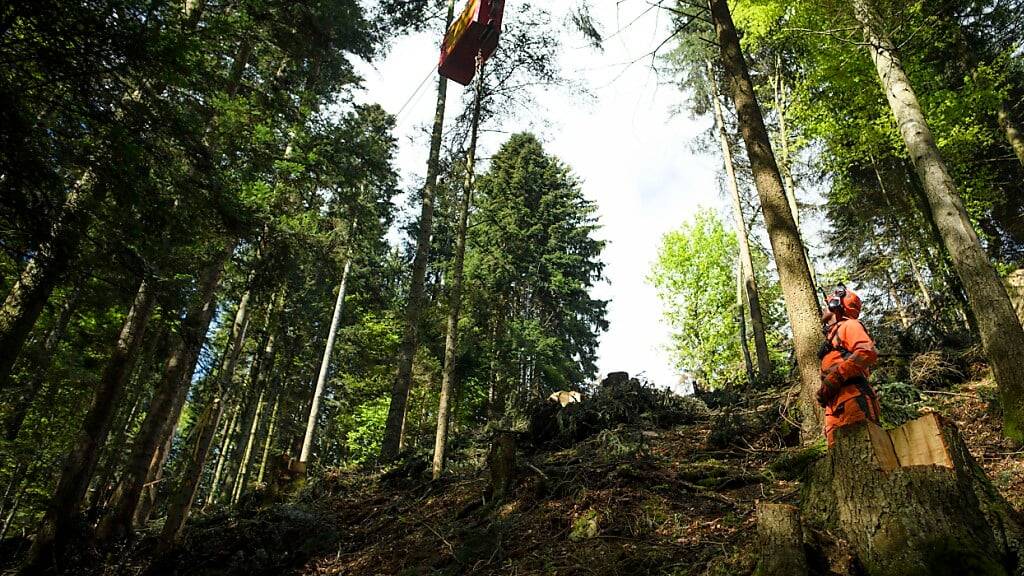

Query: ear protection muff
(827, 284), (847, 313)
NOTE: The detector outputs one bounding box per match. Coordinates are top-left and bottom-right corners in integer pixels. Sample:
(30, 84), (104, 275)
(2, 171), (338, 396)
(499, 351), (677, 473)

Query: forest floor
(23, 370), (1024, 576)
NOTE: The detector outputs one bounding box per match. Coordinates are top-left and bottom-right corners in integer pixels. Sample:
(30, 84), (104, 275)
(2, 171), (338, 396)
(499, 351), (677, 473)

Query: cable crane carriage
(438, 0), (505, 85)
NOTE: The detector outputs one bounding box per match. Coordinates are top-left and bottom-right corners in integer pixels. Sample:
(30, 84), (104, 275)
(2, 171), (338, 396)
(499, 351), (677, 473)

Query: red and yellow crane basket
(438, 0), (505, 85)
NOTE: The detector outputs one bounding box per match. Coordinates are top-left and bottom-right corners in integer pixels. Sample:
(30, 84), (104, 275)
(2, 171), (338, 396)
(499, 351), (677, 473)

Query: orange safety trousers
(823, 376), (880, 446)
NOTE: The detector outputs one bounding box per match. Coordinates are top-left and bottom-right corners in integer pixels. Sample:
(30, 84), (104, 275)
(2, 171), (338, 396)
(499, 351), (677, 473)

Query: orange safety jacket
(820, 317), (880, 446)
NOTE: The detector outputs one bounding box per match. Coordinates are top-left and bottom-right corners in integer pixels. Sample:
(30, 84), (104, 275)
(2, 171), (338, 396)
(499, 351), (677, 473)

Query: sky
(353, 1), (726, 393)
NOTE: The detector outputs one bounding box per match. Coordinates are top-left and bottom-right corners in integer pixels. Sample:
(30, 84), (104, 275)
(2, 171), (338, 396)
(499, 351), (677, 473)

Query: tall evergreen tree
(466, 133), (608, 421)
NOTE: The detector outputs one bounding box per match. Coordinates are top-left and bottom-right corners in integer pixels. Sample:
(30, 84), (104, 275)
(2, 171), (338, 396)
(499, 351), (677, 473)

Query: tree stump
(262, 453), (305, 503)
(487, 430), (517, 503)
(755, 502), (809, 576)
(602, 371), (630, 387)
(803, 414), (1024, 576)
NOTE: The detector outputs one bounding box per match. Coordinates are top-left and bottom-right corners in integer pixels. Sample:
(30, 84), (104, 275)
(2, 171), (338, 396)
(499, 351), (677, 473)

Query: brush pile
(527, 371), (707, 448)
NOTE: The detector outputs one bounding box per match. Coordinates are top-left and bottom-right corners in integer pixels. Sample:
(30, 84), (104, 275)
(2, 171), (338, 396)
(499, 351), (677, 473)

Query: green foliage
(873, 380), (935, 428)
(669, 0), (1024, 359)
(650, 209), (742, 386)
(464, 132), (608, 418)
(346, 397), (391, 465)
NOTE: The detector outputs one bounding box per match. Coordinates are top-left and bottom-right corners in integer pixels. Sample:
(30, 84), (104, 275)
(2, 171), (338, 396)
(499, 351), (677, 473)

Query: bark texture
(157, 396), (224, 554)
(998, 102), (1024, 168)
(231, 292), (282, 500)
(231, 387), (265, 503)
(487, 431), (517, 503)
(4, 287), (80, 440)
(803, 416), (1024, 576)
(256, 393), (280, 484)
(709, 0), (823, 437)
(159, 285), (252, 550)
(754, 502), (808, 576)
(381, 0), (456, 462)
(1006, 270), (1024, 325)
(852, 0), (1024, 441)
(736, 267), (754, 383)
(207, 395), (242, 505)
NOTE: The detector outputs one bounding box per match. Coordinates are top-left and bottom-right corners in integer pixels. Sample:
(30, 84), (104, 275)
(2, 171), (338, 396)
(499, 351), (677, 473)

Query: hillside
(89, 371), (1023, 576)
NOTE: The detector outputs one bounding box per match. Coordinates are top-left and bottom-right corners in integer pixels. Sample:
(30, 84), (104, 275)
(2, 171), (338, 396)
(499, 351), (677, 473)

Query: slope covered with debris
(107, 370), (1024, 575)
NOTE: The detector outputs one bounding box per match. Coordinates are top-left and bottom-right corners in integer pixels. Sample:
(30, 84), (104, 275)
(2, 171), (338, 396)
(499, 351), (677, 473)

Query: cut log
(754, 502), (809, 576)
(803, 414), (1024, 576)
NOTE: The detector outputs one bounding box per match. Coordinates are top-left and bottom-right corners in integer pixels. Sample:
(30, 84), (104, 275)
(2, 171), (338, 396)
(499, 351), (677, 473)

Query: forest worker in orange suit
(816, 285), (881, 446)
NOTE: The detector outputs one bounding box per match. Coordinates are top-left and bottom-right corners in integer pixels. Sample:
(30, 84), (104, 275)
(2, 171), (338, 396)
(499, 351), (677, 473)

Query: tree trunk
(770, 55), (801, 231)
(853, 0), (1024, 441)
(803, 415), (1024, 575)
(86, 385), (145, 521)
(4, 287), (80, 440)
(24, 276), (157, 571)
(488, 306), (508, 426)
(709, 62), (772, 377)
(157, 282), (252, 551)
(0, 487), (22, 541)
(885, 271), (912, 329)
(220, 357), (263, 500)
(997, 97), (1024, 169)
(97, 243), (233, 542)
(872, 157), (936, 314)
(769, 55), (821, 292)
(487, 431), (517, 503)
(206, 396), (241, 506)
(433, 60), (484, 481)
(134, 432), (172, 526)
(0, 177), (97, 390)
(156, 395), (224, 554)
(755, 502), (808, 576)
(256, 392), (280, 484)
(195, 292), (252, 504)
(231, 292), (282, 500)
(300, 255), (353, 464)
(736, 263), (755, 383)
(709, 0), (823, 437)
(231, 387), (265, 503)
(381, 0), (456, 462)
(0, 462), (27, 533)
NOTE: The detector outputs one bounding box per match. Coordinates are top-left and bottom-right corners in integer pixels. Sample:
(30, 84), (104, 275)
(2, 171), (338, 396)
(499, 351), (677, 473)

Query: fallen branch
(525, 462), (549, 480)
(921, 389), (975, 397)
(678, 480), (737, 507)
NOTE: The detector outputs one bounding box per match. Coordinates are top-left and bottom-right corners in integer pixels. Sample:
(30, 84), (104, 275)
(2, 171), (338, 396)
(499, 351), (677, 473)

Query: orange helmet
(825, 285), (862, 319)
